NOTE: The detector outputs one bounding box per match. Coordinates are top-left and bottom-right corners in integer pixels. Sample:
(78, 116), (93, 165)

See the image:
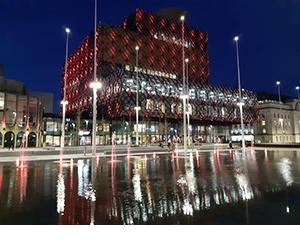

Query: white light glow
(60, 100), (68, 105)
(277, 157), (293, 186)
(90, 80), (102, 89)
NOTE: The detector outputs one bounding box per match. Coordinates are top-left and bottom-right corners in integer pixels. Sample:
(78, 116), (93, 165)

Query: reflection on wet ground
(1, 148), (300, 225)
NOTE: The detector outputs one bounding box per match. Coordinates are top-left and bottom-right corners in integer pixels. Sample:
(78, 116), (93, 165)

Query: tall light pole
(180, 15), (188, 156)
(296, 86), (299, 99)
(276, 81), (281, 103)
(61, 27), (71, 148)
(90, 0), (102, 156)
(185, 58), (191, 146)
(234, 36), (245, 149)
(135, 45), (140, 146)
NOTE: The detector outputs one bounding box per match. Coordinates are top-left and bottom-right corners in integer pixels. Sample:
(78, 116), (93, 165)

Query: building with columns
(255, 99), (300, 144)
(0, 64), (46, 148)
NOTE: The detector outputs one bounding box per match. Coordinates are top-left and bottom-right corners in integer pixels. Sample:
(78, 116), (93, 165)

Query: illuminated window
(171, 103), (176, 113)
(5, 94), (17, 127)
(177, 103), (183, 114)
(262, 120), (266, 126)
(17, 95), (27, 128)
(158, 102), (165, 113)
(28, 97), (38, 127)
(146, 99), (153, 110)
(0, 92), (4, 110)
(46, 121), (58, 132)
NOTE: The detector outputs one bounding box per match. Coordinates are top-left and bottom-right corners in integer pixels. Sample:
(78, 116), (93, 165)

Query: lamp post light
(61, 27), (71, 148)
(276, 81), (281, 103)
(135, 45), (140, 146)
(234, 36), (245, 150)
(296, 86), (300, 99)
(90, 0), (102, 157)
(180, 15), (188, 156)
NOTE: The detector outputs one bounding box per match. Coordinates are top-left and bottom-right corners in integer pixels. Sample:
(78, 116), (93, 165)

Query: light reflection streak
(57, 159), (65, 214)
(0, 166), (2, 194)
(111, 146), (118, 218)
(70, 159), (73, 190)
(77, 160), (90, 197)
(186, 153), (197, 194)
(144, 159), (153, 206)
(56, 172), (65, 214)
(235, 173), (253, 201)
(132, 159), (142, 202)
(16, 166), (28, 203)
(277, 158), (293, 186)
(6, 169), (14, 207)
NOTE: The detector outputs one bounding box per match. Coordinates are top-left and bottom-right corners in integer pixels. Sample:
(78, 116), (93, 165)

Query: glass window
(177, 103), (182, 114)
(17, 95), (27, 128)
(158, 102), (165, 113)
(5, 94), (17, 127)
(171, 103), (176, 113)
(0, 92), (4, 110)
(0, 132), (2, 146)
(46, 121), (59, 132)
(28, 97), (38, 127)
(146, 99), (153, 110)
(0, 111), (3, 127)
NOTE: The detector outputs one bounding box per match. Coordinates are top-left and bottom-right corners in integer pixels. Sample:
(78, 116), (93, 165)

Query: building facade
(62, 8), (258, 145)
(255, 99), (300, 144)
(0, 65), (44, 148)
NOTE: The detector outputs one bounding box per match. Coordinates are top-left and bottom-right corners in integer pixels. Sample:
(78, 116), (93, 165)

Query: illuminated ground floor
(43, 115), (255, 147)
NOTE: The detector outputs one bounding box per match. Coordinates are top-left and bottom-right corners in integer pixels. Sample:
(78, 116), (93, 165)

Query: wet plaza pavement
(0, 148), (300, 225)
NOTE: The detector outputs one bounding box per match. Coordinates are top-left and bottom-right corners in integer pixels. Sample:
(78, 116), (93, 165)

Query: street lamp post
(61, 27), (71, 148)
(180, 15), (188, 156)
(234, 36), (245, 150)
(90, 0), (102, 157)
(296, 86), (299, 99)
(185, 58), (191, 146)
(135, 45), (140, 146)
(276, 81), (281, 103)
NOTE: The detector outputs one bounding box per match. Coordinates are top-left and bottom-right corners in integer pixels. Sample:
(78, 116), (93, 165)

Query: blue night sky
(1, 0), (300, 112)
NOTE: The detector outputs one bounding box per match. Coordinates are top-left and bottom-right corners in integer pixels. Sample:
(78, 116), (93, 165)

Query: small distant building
(255, 99), (300, 144)
(29, 91), (53, 113)
(0, 64), (52, 148)
(42, 113), (77, 147)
